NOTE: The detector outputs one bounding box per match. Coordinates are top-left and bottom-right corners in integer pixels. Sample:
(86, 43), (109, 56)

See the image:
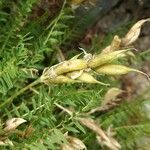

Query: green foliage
(0, 1), (149, 149)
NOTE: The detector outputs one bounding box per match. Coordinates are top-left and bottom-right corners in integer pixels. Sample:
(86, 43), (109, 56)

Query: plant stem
(43, 0), (66, 46)
(0, 79), (41, 109)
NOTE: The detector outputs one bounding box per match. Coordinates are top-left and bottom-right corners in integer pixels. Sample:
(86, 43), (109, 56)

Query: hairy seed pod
(44, 75), (79, 84)
(54, 59), (87, 75)
(67, 71), (109, 85)
(88, 50), (129, 68)
(95, 64), (150, 79)
(77, 72), (109, 85)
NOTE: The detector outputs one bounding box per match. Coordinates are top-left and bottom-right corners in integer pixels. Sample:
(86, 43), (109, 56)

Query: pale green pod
(95, 64), (150, 79)
(67, 71), (109, 85)
(95, 64), (134, 75)
(88, 50), (129, 68)
(44, 75), (79, 84)
(77, 72), (109, 85)
(54, 59), (87, 75)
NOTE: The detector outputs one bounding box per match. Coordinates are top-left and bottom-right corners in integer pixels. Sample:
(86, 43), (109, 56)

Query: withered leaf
(101, 88), (123, 106)
(61, 135), (86, 150)
(78, 118), (121, 150)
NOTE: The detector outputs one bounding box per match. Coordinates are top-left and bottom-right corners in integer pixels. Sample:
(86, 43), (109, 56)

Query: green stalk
(43, 0), (66, 46)
(0, 78), (41, 109)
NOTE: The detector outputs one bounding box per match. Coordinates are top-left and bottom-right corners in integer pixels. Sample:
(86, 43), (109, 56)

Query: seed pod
(110, 35), (121, 51)
(101, 35), (121, 54)
(95, 64), (150, 79)
(43, 75), (79, 84)
(54, 59), (87, 75)
(67, 71), (109, 85)
(95, 64), (135, 75)
(88, 50), (129, 68)
(77, 72), (109, 85)
(122, 18), (150, 46)
(70, 53), (82, 60)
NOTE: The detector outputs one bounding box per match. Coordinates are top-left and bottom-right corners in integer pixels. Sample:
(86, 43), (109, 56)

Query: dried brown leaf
(78, 118), (109, 141)
(78, 118), (121, 150)
(61, 144), (75, 150)
(61, 135), (86, 150)
(96, 135), (121, 150)
(102, 88), (123, 106)
(0, 139), (13, 146)
(21, 125), (34, 138)
(66, 135), (86, 150)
